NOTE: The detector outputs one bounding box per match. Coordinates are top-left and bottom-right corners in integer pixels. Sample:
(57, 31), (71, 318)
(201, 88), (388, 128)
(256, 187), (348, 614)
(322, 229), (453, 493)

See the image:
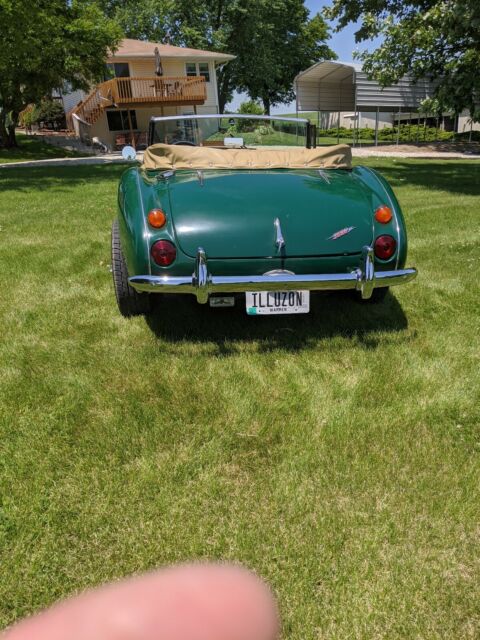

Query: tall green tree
(0, 0), (121, 148)
(325, 0), (480, 120)
(100, 0), (335, 113)
(100, 0), (177, 43)
(235, 2), (336, 114)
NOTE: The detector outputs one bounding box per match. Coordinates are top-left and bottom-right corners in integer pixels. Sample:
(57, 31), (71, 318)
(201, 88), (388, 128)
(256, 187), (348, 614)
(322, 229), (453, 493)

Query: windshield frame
(148, 114), (316, 148)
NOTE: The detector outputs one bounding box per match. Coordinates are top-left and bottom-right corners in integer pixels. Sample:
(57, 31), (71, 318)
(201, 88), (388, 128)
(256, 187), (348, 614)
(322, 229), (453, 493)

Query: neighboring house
(62, 38), (234, 149)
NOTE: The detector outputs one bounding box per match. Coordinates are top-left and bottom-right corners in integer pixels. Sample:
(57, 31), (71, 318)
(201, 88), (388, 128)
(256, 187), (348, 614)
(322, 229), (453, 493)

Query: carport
(294, 61), (437, 145)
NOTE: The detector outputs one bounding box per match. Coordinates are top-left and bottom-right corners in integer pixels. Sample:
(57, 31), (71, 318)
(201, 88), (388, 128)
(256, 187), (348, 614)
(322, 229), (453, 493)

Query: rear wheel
(111, 219), (151, 317)
(357, 287), (389, 304)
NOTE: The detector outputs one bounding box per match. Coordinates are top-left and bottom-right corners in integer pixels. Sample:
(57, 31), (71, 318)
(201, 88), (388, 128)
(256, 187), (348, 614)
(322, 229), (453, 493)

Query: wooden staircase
(66, 79), (116, 129)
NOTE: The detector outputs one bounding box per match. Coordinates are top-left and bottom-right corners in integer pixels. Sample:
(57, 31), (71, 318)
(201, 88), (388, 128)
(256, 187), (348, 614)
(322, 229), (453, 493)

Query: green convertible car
(112, 114), (417, 317)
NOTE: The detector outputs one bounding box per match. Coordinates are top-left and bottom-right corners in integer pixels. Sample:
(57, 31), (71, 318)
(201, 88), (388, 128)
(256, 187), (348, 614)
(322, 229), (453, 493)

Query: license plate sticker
(246, 291), (310, 315)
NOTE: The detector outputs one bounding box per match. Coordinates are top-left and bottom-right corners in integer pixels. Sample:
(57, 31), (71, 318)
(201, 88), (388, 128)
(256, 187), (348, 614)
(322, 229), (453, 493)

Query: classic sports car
(112, 114), (416, 317)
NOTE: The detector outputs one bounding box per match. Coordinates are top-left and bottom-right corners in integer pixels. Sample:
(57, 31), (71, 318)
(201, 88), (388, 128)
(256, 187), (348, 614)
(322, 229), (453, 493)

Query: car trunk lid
(167, 170), (374, 259)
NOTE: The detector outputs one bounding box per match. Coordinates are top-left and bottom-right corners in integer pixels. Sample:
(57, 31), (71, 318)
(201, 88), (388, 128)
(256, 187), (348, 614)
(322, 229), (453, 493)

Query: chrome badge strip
(328, 226), (355, 241)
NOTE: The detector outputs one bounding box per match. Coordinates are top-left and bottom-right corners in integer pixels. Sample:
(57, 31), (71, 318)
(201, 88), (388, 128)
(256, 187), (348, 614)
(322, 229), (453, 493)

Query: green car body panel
(117, 164), (408, 279)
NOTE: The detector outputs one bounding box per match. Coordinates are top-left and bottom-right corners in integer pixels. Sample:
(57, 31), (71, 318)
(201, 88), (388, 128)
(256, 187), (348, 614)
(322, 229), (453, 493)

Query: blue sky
(305, 0), (382, 62)
(227, 0), (382, 113)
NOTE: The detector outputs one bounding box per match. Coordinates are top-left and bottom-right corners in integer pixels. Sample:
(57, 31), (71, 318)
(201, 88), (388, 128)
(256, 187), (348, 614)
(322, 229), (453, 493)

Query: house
(63, 38), (235, 150)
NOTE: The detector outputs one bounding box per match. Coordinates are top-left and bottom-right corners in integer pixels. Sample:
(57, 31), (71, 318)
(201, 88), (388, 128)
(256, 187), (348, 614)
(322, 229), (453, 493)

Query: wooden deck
(67, 76), (207, 128)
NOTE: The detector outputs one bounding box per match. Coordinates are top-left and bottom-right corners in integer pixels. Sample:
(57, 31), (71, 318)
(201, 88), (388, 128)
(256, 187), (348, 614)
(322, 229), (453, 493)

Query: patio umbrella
(154, 47), (163, 76)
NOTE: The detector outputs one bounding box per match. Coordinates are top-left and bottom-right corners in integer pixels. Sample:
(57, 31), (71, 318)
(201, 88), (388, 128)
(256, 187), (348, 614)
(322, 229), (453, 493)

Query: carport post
(374, 107), (379, 146)
(396, 108), (401, 145)
(337, 111), (340, 144)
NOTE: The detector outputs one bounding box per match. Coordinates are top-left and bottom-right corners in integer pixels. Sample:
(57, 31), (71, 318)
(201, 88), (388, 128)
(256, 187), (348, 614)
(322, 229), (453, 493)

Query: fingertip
(2, 563), (280, 640)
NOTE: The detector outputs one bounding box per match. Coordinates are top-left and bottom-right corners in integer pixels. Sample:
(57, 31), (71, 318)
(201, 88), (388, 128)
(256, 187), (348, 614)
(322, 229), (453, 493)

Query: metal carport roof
(295, 60), (436, 113)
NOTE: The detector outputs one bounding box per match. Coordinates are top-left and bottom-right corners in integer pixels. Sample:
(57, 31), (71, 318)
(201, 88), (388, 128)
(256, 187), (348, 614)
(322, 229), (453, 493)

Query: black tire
(111, 219), (151, 317)
(356, 287), (390, 304)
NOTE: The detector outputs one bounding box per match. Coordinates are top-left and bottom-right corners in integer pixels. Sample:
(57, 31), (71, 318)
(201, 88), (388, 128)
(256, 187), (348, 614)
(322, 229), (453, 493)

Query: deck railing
(112, 76), (206, 104)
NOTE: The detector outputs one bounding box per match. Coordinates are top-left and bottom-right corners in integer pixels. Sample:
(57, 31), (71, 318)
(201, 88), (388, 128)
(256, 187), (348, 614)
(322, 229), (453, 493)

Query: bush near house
(19, 100), (66, 131)
(318, 125), (456, 143)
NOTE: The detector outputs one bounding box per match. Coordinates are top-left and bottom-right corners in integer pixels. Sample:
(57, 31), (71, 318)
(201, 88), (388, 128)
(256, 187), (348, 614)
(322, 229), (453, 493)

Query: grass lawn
(0, 133), (89, 164)
(0, 159), (479, 638)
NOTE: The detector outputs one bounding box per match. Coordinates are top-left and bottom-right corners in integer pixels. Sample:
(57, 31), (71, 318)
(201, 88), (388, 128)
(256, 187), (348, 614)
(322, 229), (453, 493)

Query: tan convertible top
(142, 143), (352, 171)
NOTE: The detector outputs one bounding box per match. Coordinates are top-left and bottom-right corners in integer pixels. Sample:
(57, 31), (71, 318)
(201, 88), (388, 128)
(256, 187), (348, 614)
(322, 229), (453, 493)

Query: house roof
(110, 38), (235, 63)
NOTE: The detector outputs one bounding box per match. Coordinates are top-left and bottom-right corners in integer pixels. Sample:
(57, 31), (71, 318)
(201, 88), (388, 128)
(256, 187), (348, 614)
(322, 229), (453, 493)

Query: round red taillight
(151, 240), (176, 266)
(374, 235), (397, 260)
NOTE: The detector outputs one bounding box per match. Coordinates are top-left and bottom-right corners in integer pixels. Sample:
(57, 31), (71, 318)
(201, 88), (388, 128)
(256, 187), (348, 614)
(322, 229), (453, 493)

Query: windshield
(150, 115), (313, 148)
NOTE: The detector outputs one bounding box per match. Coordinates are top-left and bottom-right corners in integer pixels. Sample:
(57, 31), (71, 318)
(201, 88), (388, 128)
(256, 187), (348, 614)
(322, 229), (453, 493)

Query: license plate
(246, 290), (310, 315)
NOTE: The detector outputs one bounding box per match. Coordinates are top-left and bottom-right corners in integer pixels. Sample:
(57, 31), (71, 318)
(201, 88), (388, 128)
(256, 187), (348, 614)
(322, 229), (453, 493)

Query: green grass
(0, 133), (89, 164)
(0, 159), (479, 638)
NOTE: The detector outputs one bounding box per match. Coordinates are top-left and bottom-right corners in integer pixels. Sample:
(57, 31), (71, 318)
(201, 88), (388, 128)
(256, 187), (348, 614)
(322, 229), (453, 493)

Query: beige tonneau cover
(142, 143), (352, 171)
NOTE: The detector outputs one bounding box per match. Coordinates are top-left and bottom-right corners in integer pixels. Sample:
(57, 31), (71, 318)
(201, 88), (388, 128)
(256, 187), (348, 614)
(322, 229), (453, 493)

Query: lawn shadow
(0, 164), (127, 193)
(361, 160), (480, 196)
(146, 290), (412, 355)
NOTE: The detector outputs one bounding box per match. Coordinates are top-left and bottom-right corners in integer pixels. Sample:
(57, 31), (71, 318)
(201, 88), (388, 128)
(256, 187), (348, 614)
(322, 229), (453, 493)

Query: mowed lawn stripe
(0, 160), (479, 639)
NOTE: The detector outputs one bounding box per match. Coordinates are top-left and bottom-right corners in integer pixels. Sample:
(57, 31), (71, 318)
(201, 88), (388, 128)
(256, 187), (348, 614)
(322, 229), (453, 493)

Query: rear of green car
(112, 115), (416, 317)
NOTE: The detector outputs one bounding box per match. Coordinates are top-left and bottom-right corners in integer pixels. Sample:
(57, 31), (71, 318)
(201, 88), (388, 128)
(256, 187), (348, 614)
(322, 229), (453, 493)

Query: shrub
(237, 100), (264, 132)
(254, 125), (274, 136)
(238, 100), (264, 116)
(34, 99), (66, 129)
(317, 123), (457, 143)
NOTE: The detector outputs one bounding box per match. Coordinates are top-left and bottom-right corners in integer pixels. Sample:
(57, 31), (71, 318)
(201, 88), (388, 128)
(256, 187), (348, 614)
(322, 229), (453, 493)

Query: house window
(106, 110), (137, 131)
(113, 63), (130, 78)
(198, 63), (210, 82)
(185, 62), (210, 82)
(105, 63), (130, 80)
(185, 63), (197, 77)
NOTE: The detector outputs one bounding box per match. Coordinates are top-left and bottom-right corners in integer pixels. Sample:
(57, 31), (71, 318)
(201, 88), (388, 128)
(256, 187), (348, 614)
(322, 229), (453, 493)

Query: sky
(227, 0), (382, 113)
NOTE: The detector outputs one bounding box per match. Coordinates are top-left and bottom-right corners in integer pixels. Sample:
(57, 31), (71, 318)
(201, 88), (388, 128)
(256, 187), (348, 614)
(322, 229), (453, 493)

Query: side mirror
(121, 145), (137, 161)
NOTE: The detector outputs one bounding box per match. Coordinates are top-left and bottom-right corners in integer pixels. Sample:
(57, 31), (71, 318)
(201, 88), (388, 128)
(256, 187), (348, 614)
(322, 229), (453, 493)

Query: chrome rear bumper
(129, 246), (417, 303)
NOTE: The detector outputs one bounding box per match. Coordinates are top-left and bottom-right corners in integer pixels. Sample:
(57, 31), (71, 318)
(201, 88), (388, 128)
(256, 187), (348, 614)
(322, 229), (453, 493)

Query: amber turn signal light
(374, 205), (393, 224)
(148, 209), (167, 228)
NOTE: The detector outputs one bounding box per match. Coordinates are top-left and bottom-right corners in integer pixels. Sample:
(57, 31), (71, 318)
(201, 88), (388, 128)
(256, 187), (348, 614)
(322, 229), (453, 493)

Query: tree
(233, 1), (336, 114)
(99, 0), (177, 43)
(0, 0), (121, 148)
(325, 0), (480, 121)
(99, 0), (336, 113)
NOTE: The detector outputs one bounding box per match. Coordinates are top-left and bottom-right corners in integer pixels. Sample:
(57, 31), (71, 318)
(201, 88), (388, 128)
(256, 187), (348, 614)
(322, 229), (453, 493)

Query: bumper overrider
(129, 246), (417, 303)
